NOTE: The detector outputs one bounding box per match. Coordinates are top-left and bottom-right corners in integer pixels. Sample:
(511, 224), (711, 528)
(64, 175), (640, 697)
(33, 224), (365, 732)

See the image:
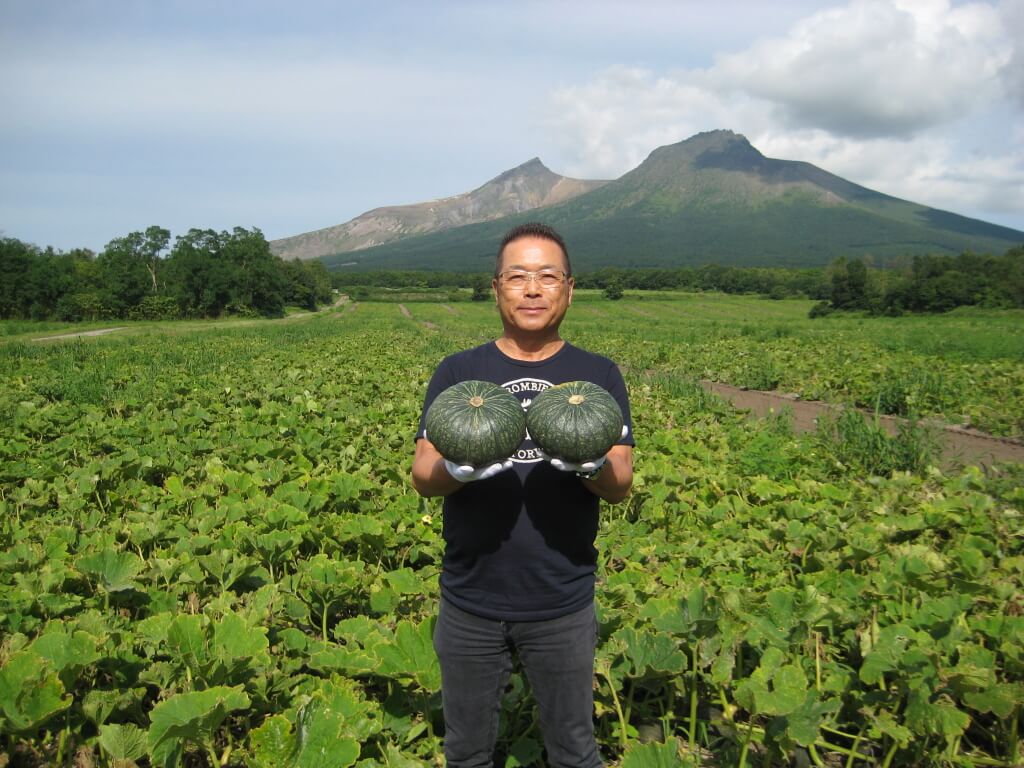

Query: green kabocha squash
(425, 380), (526, 466)
(526, 381), (624, 464)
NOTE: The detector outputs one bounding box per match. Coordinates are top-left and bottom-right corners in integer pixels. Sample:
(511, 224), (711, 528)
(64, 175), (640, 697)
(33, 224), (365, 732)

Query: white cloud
(756, 130), (1024, 217)
(548, 68), (720, 178)
(546, 0), (1023, 229)
(712, 0), (1011, 138)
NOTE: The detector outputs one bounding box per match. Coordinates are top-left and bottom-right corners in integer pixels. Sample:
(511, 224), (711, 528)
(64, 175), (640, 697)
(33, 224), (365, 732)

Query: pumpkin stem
(468, 395), (485, 407)
(568, 394), (586, 405)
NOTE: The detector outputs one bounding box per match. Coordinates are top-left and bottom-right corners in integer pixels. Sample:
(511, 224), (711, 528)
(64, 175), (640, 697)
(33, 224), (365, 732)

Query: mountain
(270, 159), (608, 261)
(318, 130), (1024, 271)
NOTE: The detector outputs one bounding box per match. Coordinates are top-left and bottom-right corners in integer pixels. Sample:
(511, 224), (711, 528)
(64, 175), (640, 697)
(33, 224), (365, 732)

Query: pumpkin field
(1, 294), (1022, 767)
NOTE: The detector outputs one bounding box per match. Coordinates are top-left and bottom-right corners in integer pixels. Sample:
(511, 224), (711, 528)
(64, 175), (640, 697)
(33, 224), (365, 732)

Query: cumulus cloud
(756, 130), (1024, 217)
(548, 68), (726, 178)
(712, 0), (1011, 138)
(547, 0), (1023, 228)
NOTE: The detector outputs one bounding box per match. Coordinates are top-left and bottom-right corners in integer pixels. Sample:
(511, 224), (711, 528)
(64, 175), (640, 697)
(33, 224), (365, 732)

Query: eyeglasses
(498, 269), (568, 290)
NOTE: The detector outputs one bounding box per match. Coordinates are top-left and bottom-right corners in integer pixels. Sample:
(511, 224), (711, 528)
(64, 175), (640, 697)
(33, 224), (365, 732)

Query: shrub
(808, 300), (833, 319)
(604, 281), (624, 300)
(128, 295), (181, 321)
(813, 407), (939, 477)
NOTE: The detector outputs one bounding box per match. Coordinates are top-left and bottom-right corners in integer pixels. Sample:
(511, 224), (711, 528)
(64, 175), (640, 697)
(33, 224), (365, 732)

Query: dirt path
(396, 303), (439, 329)
(289, 294), (349, 319)
(32, 327), (127, 341)
(702, 381), (1024, 469)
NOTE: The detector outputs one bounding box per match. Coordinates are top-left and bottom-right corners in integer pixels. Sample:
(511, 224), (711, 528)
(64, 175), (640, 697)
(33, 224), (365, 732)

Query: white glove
(423, 429), (514, 483)
(538, 451), (607, 475)
(444, 458), (514, 483)
(538, 425), (629, 476)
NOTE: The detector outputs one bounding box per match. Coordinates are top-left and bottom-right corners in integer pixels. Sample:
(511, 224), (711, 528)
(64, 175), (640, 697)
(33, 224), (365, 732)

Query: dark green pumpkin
(526, 381), (624, 463)
(425, 380), (526, 465)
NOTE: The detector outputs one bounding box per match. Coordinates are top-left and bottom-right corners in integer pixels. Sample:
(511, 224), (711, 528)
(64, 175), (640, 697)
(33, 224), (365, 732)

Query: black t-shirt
(416, 340), (634, 621)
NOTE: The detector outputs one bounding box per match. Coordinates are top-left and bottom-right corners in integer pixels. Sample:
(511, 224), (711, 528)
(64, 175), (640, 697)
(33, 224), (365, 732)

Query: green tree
(164, 229), (233, 317)
(220, 227), (286, 316)
(471, 275), (491, 302)
(828, 257), (870, 310)
(0, 238), (38, 318)
(97, 226), (170, 316)
(604, 279), (624, 300)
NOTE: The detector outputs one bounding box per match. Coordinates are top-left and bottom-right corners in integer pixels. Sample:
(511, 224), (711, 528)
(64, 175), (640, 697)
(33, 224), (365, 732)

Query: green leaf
(213, 610), (269, 661)
(963, 683), (1023, 719)
(0, 650), (71, 733)
(369, 744), (429, 767)
(369, 585), (399, 615)
(505, 735), (543, 767)
(765, 664), (808, 716)
(375, 619), (441, 693)
(29, 625), (100, 689)
(611, 626), (687, 678)
(383, 568), (423, 595)
(620, 740), (681, 768)
(864, 706), (913, 746)
(782, 691), (840, 747)
(98, 722), (148, 761)
(136, 612), (176, 648)
(905, 688), (969, 740)
(249, 699), (361, 768)
(166, 614), (210, 672)
(735, 649), (807, 717)
(308, 642), (379, 677)
(164, 475), (186, 498)
(77, 549), (144, 593)
(750, 477), (786, 500)
(314, 677), (383, 743)
(644, 586), (718, 638)
(248, 714), (294, 767)
(859, 623), (916, 685)
(765, 588), (795, 628)
(147, 685), (250, 768)
(82, 686), (146, 727)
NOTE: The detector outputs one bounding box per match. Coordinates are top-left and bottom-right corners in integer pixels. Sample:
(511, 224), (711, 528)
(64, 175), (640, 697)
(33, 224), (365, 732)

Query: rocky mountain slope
(270, 159), (608, 261)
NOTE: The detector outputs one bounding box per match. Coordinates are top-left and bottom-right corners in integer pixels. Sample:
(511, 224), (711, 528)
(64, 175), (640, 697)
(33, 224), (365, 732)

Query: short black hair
(495, 222), (571, 278)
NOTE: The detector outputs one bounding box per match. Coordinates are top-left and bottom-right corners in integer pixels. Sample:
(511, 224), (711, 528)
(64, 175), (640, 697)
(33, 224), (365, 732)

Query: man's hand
(536, 425), (629, 475)
(443, 458), (514, 483)
(536, 450), (606, 476)
(421, 429), (513, 484)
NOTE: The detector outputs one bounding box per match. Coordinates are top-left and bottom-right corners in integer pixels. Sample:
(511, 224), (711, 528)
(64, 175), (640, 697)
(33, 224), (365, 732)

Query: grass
(813, 408), (941, 477)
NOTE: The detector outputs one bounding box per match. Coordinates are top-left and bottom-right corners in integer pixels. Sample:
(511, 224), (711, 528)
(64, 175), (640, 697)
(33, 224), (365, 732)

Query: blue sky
(2, 0), (1022, 253)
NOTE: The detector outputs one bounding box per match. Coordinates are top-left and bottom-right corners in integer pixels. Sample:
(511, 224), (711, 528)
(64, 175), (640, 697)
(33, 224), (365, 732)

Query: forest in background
(0, 227), (333, 321)
(1, 227), (1021, 321)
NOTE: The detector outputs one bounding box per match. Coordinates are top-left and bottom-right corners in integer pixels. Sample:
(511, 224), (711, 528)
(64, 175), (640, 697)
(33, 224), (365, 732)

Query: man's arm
(411, 437), (464, 497)
(581, 444), (633, 503)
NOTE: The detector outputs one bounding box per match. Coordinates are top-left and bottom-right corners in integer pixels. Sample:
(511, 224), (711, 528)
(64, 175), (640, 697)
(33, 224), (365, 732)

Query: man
(411, 222), (634, 767)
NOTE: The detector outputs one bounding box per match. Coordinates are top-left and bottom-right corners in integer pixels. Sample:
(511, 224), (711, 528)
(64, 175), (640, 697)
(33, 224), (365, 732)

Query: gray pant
(433, 597), (603, 768)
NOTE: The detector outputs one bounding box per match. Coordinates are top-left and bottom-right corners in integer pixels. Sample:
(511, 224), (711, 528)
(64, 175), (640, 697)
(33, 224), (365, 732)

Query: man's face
(492, 236), (574, 337)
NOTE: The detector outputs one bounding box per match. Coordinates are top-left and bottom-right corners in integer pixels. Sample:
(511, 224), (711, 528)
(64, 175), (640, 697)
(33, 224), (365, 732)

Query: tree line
(331, 265), (834, 300)
(0, 227), (333, 321)
(812, 246), (1024, 316)
(3, 227), (1020, 322)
